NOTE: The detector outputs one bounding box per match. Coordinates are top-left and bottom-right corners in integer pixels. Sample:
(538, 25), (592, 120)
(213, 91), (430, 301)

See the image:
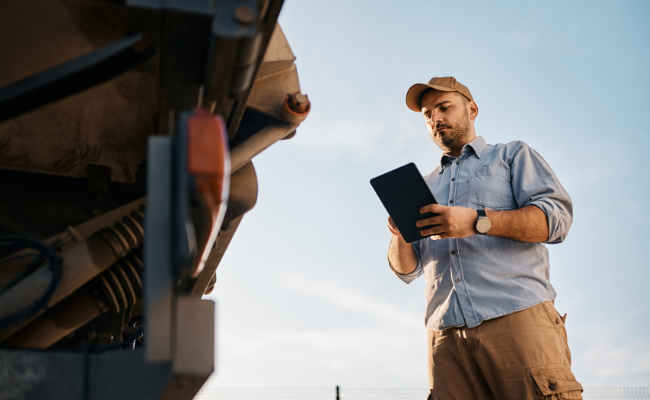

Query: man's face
(421, 90), (475, 155)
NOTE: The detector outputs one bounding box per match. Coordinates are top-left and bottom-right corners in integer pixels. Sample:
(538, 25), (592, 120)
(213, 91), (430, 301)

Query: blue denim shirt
(394, 136), (572, 330)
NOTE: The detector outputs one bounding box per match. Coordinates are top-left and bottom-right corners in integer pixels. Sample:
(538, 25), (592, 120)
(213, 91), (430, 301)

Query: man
(388, 77), (582, 400)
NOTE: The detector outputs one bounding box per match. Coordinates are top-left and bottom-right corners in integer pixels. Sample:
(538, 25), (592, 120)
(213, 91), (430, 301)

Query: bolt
(295, 93), (308, 105)
(109, 334), (114, 340)
(287, 92), (310, 113)
(234, 5), (255, 26)
(87, 330), (96, 340)
(92, 209), (101, 217)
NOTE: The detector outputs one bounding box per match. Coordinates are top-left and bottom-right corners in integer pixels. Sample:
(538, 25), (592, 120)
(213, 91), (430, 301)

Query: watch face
(476, 218), (491, 234)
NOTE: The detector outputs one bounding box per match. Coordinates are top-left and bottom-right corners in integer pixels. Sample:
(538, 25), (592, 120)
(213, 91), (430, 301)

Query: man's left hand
(417, 204), (478, 240)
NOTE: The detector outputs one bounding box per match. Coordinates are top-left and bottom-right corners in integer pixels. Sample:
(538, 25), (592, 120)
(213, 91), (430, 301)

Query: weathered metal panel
(0, 0), (157, 183)
(89, 350), (171, 400)
(172, 296), (214, 375)
(0, 349), (85, 400)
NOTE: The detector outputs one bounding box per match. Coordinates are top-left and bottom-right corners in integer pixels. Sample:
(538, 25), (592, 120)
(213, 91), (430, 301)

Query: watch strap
(475, 209), (490, 235)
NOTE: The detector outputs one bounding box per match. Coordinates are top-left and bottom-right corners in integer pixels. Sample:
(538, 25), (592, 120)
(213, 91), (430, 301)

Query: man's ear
(468, 100), (479, 120)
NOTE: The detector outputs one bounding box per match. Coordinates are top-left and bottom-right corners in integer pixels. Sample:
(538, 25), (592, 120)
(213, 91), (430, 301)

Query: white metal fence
(194, 387), (650, 400)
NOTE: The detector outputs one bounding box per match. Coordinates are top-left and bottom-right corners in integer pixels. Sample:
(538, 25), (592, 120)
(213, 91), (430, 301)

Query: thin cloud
(275, 273), (422, 329)
(290, 111), (428, 161)
(571, 324), (650, 385)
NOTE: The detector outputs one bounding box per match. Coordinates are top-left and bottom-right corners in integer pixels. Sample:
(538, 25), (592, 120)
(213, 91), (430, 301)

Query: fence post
(336, 385), (340, 400)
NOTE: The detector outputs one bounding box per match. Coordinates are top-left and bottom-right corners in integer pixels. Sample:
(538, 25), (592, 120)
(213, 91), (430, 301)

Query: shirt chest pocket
(469, 167), (516, 210)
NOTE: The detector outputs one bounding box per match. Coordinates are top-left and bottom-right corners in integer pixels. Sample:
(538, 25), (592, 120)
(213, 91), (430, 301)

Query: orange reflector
(186, 109), (230, 278)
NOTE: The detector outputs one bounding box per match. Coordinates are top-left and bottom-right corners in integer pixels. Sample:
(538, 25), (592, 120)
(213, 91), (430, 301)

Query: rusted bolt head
(282, 92), (311, 123)
(287, 92), (310, 113)
(234, 5), (255, 26)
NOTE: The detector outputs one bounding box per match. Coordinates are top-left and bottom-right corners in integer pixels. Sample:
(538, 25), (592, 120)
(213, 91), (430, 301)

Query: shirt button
(449, 199), (454, 204)
(455, 161), (460, 165)
(451, 178), (455, 181)
(455, 278), (460, 282)
(549, 383), (557, 391)
(451, 250), (456, 255)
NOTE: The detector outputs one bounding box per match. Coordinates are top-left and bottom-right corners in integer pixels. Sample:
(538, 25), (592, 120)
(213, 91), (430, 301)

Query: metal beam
(0, 34), (155, 124)
(230, 122), (296, 172)
(226, 0), (286, 135)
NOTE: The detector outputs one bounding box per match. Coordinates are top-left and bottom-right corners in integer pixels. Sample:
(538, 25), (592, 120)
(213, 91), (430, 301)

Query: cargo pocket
(529, 364), (583, 399)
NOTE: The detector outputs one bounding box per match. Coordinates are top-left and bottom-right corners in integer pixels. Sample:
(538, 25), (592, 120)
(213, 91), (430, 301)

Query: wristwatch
(475, 209), (491, 235)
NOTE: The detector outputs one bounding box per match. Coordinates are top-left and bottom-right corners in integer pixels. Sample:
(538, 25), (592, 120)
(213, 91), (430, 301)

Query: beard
(431, 109), (471, 154)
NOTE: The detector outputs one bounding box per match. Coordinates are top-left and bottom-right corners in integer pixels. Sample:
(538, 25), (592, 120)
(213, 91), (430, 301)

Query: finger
(416, 215), (445, 228)
(388, 225), (400, 236)
(387, 222), (401, 236)
(420, 203), (447, 214)
(387, 220), (399, 234)
(420, 226), (447, 237)
(428, 232), (452, 240)
(429, 234), (451, 240)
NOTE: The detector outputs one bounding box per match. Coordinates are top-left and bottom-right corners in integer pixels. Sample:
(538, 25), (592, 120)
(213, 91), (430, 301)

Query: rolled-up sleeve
(510, 142), (573, 244)
(390, 241), (424, 283)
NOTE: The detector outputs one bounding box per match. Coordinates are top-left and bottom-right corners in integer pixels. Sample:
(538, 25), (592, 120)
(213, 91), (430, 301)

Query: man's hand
(416, 204), (478, 240)
(387, 216), (401, 237)
(387, 216), (418, 275)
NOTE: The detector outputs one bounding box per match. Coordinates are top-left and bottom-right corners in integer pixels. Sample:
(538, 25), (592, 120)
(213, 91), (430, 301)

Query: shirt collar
(464, 136), (487, 159)
(438, 136), (487, 173)
(440, 154), (456, 169)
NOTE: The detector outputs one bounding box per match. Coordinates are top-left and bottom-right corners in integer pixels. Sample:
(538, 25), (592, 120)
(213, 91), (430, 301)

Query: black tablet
(370, 163), (438, 243)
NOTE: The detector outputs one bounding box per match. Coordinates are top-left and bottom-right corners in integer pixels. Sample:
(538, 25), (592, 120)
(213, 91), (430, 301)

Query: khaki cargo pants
(427, 302), (583, 400)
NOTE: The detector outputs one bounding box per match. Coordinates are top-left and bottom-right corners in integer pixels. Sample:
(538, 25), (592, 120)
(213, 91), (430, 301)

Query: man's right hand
(387, 216), (418, 275)
(387, 216), (402, 238)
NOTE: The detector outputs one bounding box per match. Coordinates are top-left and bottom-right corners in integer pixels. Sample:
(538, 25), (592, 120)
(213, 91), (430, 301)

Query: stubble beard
(431, 109), (471, 154)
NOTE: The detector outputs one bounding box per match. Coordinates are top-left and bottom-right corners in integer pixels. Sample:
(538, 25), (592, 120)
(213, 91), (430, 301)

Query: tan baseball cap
(405, 76), (473, 112)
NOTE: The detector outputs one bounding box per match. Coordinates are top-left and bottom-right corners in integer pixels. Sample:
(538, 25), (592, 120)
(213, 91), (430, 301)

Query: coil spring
(93, 249), (143, 313)
(91, 205), (145, 313)
(96, 205), (145, 259)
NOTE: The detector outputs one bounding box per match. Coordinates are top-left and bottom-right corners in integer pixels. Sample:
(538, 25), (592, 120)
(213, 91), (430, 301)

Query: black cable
(0, 236), (63, 328)
(0, 252), (45, 293)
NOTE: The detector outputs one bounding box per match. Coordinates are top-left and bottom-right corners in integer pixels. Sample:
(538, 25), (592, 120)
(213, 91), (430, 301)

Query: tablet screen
(370, 163), (438, 243)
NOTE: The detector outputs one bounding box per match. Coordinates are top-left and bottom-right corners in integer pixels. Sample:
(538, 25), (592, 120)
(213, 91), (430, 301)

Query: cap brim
(405, 83), (456, 112)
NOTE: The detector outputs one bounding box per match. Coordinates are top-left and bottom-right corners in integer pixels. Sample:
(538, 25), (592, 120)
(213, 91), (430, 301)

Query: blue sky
(200, 0), (650, 390)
